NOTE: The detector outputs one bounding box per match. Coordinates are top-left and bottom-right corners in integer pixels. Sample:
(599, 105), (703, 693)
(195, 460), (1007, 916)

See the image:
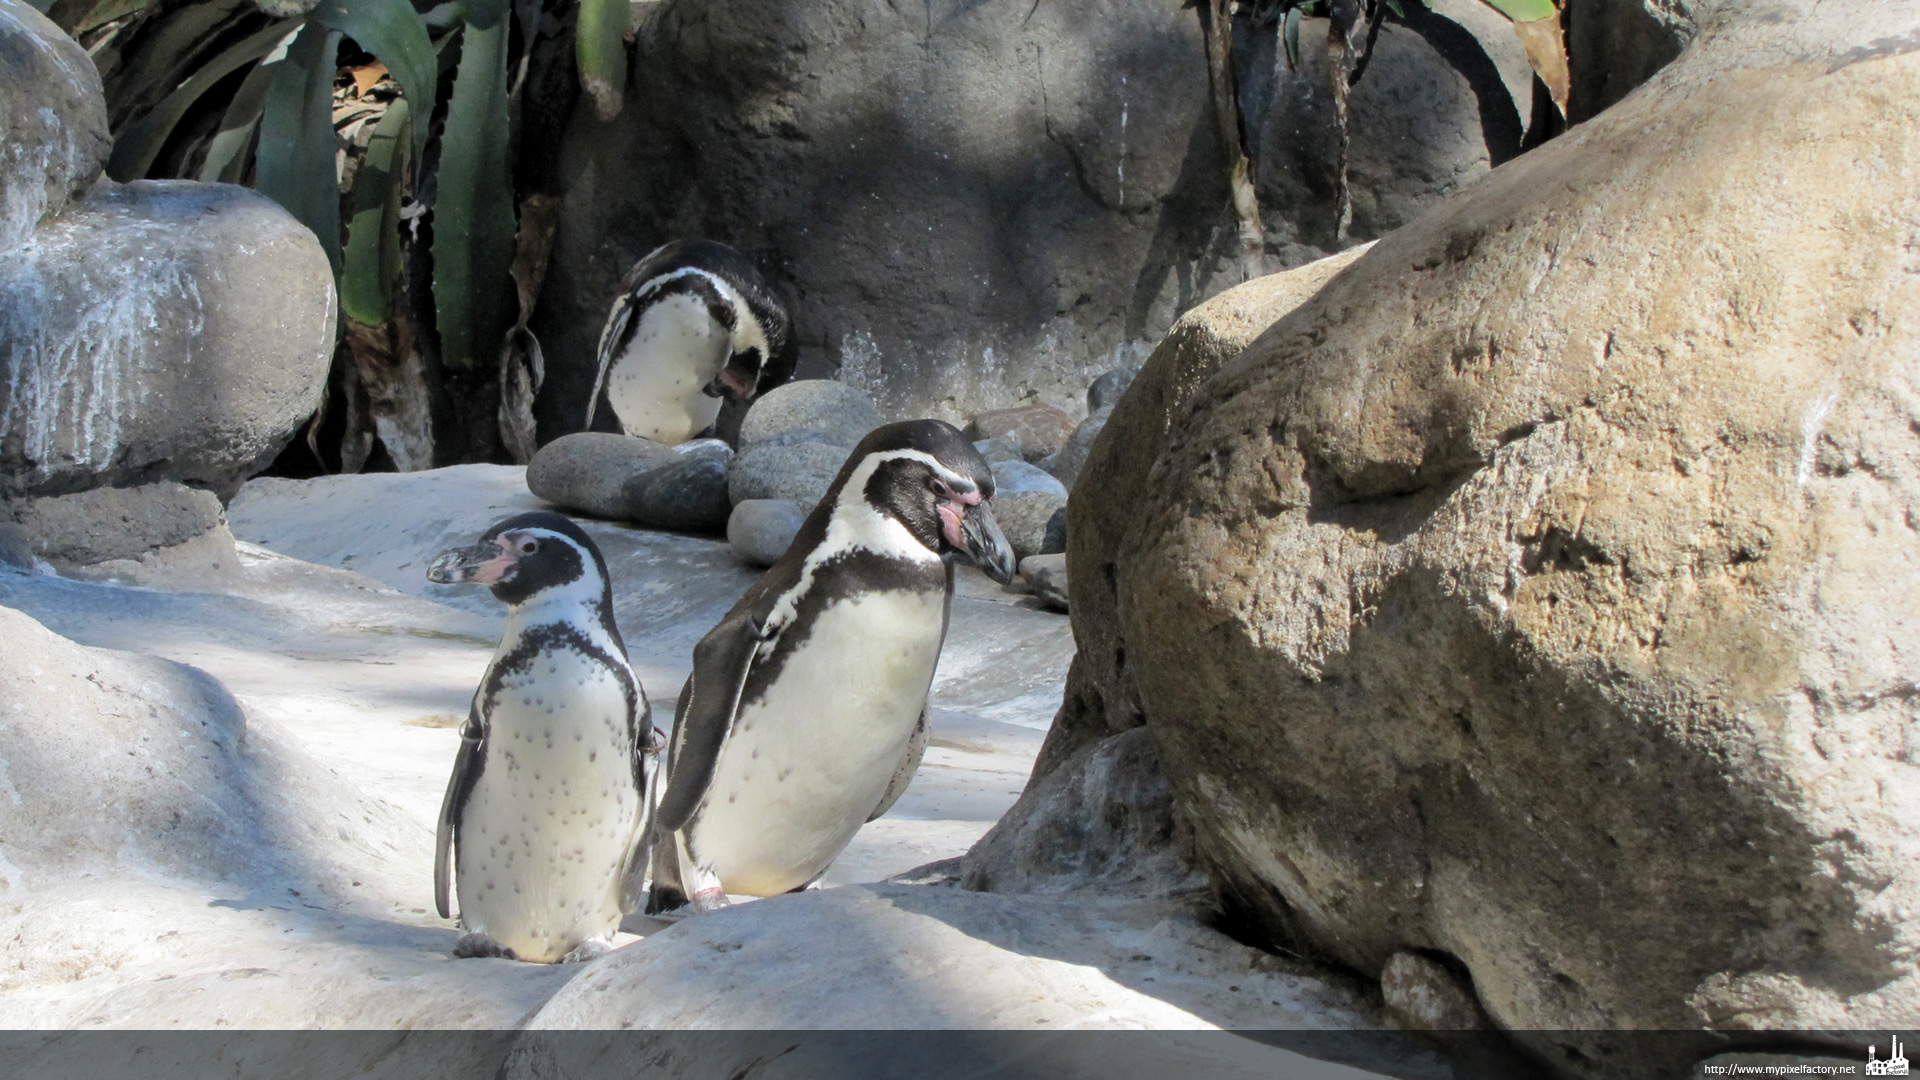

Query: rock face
(0, 181), (335, 500)
(533, 0), (1228, 430)
(1111, 1), (1920, 1070)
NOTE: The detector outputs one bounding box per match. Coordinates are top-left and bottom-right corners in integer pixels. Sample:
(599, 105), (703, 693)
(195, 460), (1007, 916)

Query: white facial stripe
(501, 529), (615, 641)
(760, 450), (948, 644)
(634, 268), (769, 367)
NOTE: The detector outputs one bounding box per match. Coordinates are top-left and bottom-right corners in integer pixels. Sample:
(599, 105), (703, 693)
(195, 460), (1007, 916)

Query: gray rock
(1117, 6), (1920, 1070)
(1041, 406), (1110, 491)
(1041, 506), (1066, 555)
(1085, 367), (1136, 413)
(991, 491), (1067, 563)
(736, 379), (883, 448)
(527, 432), (676, 519)
(0, 182), (335, 500)
(728, 438), (848, 508)
(625, 456), (731, 533)
(960, 727), (1195, 895)
(968, 405), (1076, 462)
(972, 435), (1023, 464)
(989, 459), (1067, 499)
(1018, 552), (1068, 612)
(0, 0), (110, 250)
(4, 481), (241, 586)
(727, 499), (807, 566)
(5, 481), (225, 566)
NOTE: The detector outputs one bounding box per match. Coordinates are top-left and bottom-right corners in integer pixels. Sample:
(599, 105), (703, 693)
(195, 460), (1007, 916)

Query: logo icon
(1869, 1035), (1911, 1077)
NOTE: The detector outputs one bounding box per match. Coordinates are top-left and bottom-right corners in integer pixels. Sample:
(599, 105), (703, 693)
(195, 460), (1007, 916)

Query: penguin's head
(825, 419), (1018, 584)
(426, 511), (616, 612)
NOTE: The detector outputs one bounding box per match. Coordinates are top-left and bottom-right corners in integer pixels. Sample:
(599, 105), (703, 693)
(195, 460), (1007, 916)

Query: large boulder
(1041, 244), (1370, 780)
(0, 0), (109, 250)
(1112, 1), (1920, 1072)
(0, 181), (335, 500)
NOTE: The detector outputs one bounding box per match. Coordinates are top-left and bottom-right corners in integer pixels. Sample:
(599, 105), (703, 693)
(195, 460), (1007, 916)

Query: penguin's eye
(519, 538), (539, 555)
(929, 477), (952, 499)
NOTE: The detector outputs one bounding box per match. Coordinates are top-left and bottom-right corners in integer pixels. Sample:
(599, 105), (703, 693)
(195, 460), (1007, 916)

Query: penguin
(425, 511), (657, 962)
(644, 420), (1017, 913)
(585, 239), (797, 445)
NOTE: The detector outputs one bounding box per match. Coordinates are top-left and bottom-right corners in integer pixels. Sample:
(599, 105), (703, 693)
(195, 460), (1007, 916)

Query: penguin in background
(585, 239), (798, 446)
(644, 420), (1017, 914)
(425, 511), (658, 963)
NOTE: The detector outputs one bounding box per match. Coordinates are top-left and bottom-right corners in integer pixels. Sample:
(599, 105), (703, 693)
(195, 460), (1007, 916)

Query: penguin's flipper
(434, 704), (486, 920)
(868, 702), (930, 823)
(584, 292), (638, 433)
(618, 724), (667, 913)
(653, 608), (767, 833)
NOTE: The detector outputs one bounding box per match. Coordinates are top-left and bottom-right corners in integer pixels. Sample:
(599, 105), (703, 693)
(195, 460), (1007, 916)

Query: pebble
(968, 405), (1076, 462)
(728, 499), (809, 566)
(1019, 553), (1068, 612)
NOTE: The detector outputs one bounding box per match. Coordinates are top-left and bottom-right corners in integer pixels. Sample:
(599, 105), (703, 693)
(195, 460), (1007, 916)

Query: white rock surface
(0, 466), (1448, 1076)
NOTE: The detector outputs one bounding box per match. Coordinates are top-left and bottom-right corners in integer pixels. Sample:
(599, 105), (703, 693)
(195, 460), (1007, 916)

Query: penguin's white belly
(607, 292), (728, 445)
(690, 590), (947, 896)
(457, 649), (638, 963)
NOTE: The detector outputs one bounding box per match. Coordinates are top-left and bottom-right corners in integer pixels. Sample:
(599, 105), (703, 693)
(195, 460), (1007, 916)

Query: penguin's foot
(560, 939), (614, 964)
(689, 886), (731, 914)
(452, 932), (520, 961)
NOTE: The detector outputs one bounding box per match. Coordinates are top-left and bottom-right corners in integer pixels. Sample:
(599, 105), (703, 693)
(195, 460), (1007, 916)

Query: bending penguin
(645, 419), (1017, 913)
(425, 511), (657, 962)
(586, 239), (797, 445)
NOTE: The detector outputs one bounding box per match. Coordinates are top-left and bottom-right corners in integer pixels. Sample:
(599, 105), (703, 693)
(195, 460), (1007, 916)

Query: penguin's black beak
(958, 501), (1017, 585)
(702, 355), (759, 400)
(427, 538), (515, 585)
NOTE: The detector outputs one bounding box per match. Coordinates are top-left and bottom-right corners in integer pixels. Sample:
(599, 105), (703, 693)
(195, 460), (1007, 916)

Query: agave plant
(35, 0), (634, 472)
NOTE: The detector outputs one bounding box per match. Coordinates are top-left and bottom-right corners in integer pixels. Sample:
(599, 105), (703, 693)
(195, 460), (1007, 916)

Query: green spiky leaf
(106, 18), (300, 181)
(1282, 5), (1302, 71)
(432, 19), (516, 371)
(308, 0), (435, 161)
(340, 96), (411, 326)
(196, 55), (277, 184)
(255, 22), (343, 273)
(575, 0), (627, 121)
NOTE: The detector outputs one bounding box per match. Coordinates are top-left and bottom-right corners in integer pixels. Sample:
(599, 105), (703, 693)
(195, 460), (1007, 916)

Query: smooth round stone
(1087, 368), (1137, 413)
(626, 455), (732, 533)
(737, 380), (884, 448)
(728, 499), (808, 566)
(991, 491), (1068, 562)
(967, 405), (1076, 462)
(973, 435), (1024, 464)
(728, 439), (848, 507)
(990, 459), (1067, 500)
(1018, 553), (1068, 612)
(528, 432), (675, 519)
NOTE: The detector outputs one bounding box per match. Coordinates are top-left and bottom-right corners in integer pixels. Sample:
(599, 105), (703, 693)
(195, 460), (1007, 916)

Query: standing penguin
(426, 511), (655, 962)
(585, 239), (797, 445)
(646, 420), (1017, 913)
